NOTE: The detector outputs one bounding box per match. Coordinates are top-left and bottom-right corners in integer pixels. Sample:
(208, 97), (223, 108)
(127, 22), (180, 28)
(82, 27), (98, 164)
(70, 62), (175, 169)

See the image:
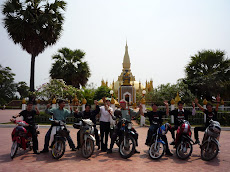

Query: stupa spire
(123, 41), (130, 70)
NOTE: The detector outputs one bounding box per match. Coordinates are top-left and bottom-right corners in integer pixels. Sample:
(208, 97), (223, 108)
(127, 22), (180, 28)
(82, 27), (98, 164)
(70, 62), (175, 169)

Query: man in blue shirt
(41, 99), (76, 153)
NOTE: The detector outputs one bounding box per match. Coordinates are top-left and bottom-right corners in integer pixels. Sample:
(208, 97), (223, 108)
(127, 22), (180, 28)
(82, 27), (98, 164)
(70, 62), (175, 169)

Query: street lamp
(110, 90), (114, 96)
(142, 90), (146, 96)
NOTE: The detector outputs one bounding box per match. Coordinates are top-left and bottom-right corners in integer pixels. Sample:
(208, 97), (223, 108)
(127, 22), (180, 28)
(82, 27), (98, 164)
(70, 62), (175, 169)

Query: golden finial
(22, 98), (26, 104)
(37, 99), (41, 104)
(82, 98), (87, 104)
(52, 98), (56, 104)
(171, 99), (175, 105)
(220, 99), (224, 105)
(175, 92), (181, 103)
(203, 99), (208, 105)
(141, 97), (146, 104)
(111, 97), (115, 104)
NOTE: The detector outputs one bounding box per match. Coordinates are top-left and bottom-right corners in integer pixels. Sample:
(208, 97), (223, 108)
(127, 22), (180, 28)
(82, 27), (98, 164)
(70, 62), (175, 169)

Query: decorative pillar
(220, 99), (224, 111)
(82, 98), (87, 111)
(170, 99), (175, 123)
(203, 99), (208, 123)
(22, 98), (26, 110)
(111, 97), (116, 111)
(52, 98), (57, 109)
(110, 97), (116, 129)
(140, 90), (146, 126)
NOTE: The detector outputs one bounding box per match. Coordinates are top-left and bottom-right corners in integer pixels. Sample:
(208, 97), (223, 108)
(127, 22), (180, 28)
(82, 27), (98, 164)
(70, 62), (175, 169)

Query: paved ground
(0, 123), (230, 172)
(0, 110), (22, 123)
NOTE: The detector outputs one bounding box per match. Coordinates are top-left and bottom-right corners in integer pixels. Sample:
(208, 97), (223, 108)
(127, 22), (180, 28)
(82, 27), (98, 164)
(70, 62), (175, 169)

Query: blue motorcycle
(148, 123), (170, 159)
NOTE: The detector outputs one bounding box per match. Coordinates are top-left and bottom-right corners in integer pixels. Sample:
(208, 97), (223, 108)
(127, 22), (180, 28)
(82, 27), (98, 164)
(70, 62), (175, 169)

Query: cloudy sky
(0, 0), (230, 89)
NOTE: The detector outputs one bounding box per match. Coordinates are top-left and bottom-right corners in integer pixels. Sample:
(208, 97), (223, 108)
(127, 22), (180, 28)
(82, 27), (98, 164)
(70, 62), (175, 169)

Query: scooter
(200, 120), (221, 161)
(10, 119), (39, 159)
(148, 123), (171, 159)
(73, 118), (95, 158)
(175, 119), (195, 160)
(49, 118), (69, 159)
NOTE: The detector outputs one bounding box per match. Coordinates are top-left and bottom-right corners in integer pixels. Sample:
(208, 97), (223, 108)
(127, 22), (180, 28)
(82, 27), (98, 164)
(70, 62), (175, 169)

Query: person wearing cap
(99, 97), (114, 152)
(169, 101), (196, 145)
(141, 101), (173, 156)
(107, 99), (142, 154)
(40, 99), (76, 153)
(194, 95), (220, 144)
(12, 101), (40, 154)
(74, 100), (100, 149)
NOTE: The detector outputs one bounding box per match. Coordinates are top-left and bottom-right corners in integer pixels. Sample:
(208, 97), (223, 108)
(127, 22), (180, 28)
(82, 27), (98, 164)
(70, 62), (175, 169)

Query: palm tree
(50, 47), (91, 88)
(2, 0), (66, 97)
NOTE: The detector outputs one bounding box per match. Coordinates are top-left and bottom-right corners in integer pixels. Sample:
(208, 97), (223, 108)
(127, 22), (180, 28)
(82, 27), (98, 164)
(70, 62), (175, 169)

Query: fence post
(37, 99), (40, 110)
(203, 99), (207, 123)
(82, 98), (87, 111)
(52, 98), (57, 109)
(22, 98), (26, 110)
(170, 99), (175, 123)
(140, 97), (146, 127)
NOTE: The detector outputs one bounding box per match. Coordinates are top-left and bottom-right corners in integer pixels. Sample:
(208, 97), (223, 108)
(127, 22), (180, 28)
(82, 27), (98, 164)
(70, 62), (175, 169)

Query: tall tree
(50, 47), (91, 88)
(0, 65), (16, 105)
(184, 50), (230, 100)
(93, 86), (111, 101)
(16, 81), (29, 98)
(2, 0), (66, 97)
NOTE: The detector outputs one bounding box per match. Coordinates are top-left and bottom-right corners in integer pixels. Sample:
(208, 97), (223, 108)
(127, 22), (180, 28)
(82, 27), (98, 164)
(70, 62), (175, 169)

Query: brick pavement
(0, 123), (230, 172)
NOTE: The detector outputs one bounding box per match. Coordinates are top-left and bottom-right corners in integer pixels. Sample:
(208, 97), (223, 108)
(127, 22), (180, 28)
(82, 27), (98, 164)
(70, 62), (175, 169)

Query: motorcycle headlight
(127, 123), (132, 130)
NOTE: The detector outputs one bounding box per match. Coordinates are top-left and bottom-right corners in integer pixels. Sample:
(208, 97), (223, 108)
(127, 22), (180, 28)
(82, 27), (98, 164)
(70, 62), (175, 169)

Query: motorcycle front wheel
(201, 141), (218, 161)
(149, 141), (165, 160)
(81, 138), (94, 158)
(119, 136), (136, 159)
(10, 141), (18, 159)
(176, 140), (193, 160)
(51, 139), (65, 159)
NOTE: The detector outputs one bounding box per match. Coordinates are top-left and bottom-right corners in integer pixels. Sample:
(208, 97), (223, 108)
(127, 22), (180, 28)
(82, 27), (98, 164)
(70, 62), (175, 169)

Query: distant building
(101, 41), (153, 103)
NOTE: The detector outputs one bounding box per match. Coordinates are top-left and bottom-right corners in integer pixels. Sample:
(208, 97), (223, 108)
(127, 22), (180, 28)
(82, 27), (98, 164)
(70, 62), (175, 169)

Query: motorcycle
(200, 120), (221, 161)
(73, 118), (95, 158)
(115, 118), (136, 159)
(148, 123), (170, 160)
(175, 119), (194, 160)
(49, 118), (69, 159)
(10, 119), (39, 159)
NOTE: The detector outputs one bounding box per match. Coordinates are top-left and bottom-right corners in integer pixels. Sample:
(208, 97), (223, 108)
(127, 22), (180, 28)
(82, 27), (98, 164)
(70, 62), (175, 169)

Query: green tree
(2, 0), (66, 95)
(0, 65), (16, 105)
(145, 80), (195, 105)
(184, 50), (230, 100)
(50, 47), (91, 88)
(16, 81), (29, 98)
(35, 79), (80, 101)
(93, 86), (111, 100)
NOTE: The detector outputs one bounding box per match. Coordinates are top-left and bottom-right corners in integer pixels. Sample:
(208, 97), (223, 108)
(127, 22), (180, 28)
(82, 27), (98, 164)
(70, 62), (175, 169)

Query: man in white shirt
(99, 97), (114, 152)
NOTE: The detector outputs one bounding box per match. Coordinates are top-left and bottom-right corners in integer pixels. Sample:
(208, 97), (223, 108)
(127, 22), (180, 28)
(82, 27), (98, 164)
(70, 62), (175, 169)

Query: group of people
(11, 95), (221, 156)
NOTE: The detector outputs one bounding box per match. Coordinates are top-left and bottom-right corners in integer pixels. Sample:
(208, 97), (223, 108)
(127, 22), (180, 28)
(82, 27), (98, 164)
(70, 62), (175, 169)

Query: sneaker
(170, 141), (175, 145)
(33, 151), (40, 154)
(134, 149), (140, 154)
(107, 149), (112, 154)
(71, 148), (77, 151)
(145, 142), (151, 146)
(40, 149), (49, 153)
(165, 150), (173, 156)
(194, 139), (200, 145)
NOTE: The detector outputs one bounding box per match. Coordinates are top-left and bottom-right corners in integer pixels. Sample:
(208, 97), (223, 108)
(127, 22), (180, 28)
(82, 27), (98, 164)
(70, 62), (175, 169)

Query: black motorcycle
(200, 120), (221, 161)
(49, 118), (70, 159)
(115, 118), (136, 159)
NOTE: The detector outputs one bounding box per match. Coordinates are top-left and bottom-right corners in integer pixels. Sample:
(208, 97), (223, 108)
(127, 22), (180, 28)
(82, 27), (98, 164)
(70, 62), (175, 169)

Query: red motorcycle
(10, 119), (39, 159)
(175, 119), (195, 160)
